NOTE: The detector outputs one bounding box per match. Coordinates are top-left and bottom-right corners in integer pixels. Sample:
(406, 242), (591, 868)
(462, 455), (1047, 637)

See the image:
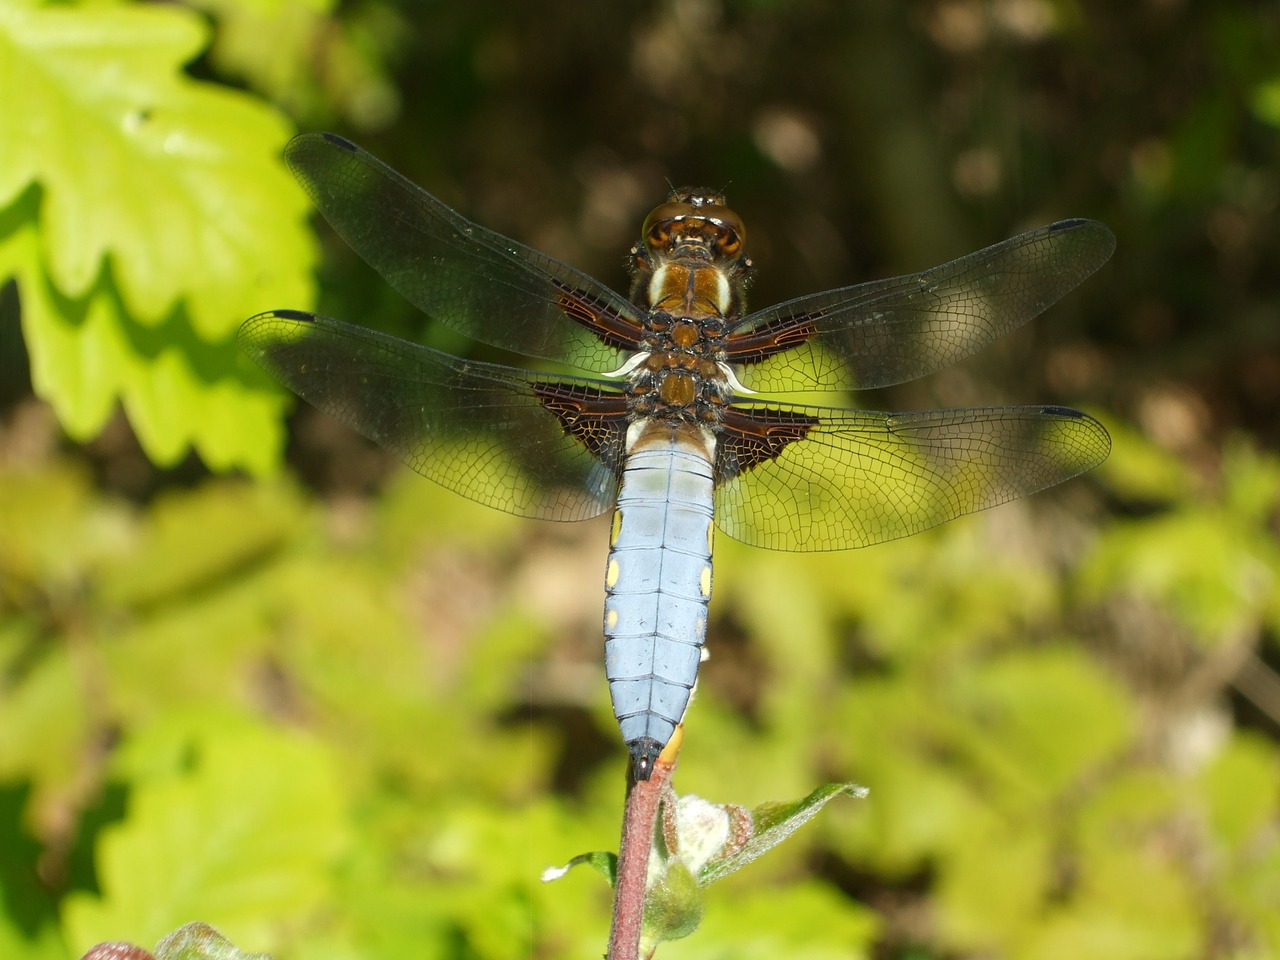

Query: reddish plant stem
(606, 729), (681, 960)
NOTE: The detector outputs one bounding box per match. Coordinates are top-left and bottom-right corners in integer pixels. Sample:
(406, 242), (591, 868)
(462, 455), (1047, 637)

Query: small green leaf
(541, 851), (617, 886)
(700, 783), (867, 884)
(548, 784), (866, 951)
(0, 640), (96, 804)
(640, 860), (703, 951)
(154, 922), (272, 960)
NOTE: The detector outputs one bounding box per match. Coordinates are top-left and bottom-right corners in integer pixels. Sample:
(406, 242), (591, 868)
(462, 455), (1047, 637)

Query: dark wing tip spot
(1047, 218), (1116, 255)
(320, 132), (358, 151)
(1042, 404), (1085, 418)
(272, 308), (317, 323)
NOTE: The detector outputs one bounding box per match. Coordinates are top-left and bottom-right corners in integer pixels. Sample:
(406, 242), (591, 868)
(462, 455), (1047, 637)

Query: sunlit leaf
(0, 0), (311, 469)
(61, 718), (347, 954)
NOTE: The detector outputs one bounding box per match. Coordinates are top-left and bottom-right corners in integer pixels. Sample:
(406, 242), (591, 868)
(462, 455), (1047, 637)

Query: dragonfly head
(641, 188), (746, 264)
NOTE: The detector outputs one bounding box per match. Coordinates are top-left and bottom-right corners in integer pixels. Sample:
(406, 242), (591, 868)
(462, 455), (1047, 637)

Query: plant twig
(606, 728), (682, 960)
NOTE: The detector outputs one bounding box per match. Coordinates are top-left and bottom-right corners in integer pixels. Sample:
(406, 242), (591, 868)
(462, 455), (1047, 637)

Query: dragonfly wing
(240, 311), (628, 521)
(727, 219), (1115, 392)
(284, 133), (644, 372)
(714, 402), (1110, 551)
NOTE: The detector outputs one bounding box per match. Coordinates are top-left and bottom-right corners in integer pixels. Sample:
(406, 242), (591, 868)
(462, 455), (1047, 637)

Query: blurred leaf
(949, 646), (1134, 801)
(1195, 733), (1280, 850)
(1254, 76), (1280, 127)
(829, 679), (979, 873)
(1094, 419), (1198, 504)
(695, 882), (879, 960)
(1023, 843), (1201, 960)
(336, 795), (616, 960)
(1218, 839), (1280, 957)
(191, 0), (402, 131)
(62, 716), (348, 954)
(98, 481), (309, 608)
(1083, 510), (1276, 642)
(0, 783), (65, 959)
(0, 458), (130, 592)
(1077, 767), (1183, 845)
(935, 808), (1052, 949)
(1221, 437), (1280, 529)
(0, 641), (95, 806)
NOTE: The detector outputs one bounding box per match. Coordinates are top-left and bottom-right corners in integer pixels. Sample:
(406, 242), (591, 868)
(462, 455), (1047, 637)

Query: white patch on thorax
(714, 270), (731, 315)
(648, 265), (670, 306)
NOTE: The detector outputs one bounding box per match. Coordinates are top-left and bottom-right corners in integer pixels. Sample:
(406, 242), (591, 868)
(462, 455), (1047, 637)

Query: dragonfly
(240, 132), (1114, 780)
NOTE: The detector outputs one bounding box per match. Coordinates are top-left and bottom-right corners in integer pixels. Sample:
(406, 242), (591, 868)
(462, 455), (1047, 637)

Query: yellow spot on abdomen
(605, 607), (619, 631)
(610, 510), (623, 546)
(700, 564), (712, 597)
(606, 558), (620, 589)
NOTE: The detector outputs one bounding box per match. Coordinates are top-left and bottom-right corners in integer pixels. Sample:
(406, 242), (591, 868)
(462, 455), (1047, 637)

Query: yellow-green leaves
(0, 0), (313, 470)
(62, 719), (348, 955)
(546, 782), (870, 952)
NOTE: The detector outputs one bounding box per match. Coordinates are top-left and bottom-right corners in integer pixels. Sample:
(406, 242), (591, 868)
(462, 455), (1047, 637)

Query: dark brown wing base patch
(716, 405), (818, 481)
(533, 382), (631, 470)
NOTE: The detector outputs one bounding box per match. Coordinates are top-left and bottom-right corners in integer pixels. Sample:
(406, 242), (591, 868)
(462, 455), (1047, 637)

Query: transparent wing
(239, 311), (627, 521)
(714, 402), (1110, 551)
(727, 219), (1115, 392)
(284, 133), (643, 373)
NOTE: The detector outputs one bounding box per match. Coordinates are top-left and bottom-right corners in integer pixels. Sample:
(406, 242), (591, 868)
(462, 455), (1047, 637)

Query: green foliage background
(2, 0), (1279, 957)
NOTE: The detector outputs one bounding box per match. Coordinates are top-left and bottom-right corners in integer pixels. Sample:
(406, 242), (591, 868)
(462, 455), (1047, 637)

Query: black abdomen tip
(629, 738), (664, 781)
